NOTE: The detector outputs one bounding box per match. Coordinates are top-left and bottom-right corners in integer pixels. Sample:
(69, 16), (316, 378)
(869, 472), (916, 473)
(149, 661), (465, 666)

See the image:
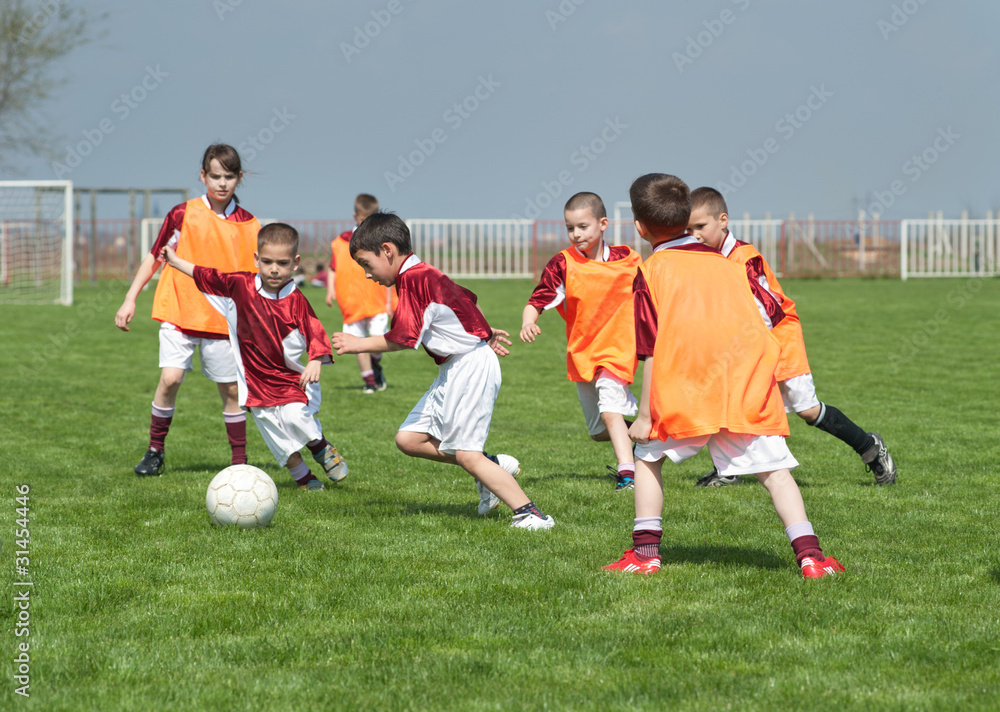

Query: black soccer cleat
(863, 432), (897, 486)
(134, 447), (165, 476)
(372, 359), (387, 391)
(695, 468), (739, 487)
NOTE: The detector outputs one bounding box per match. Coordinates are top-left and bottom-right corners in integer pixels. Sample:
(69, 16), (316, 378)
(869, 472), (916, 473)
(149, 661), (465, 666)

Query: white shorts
(399, 342), (500, 454)
(158, 323), (238, 383)
(343, 313), (390, 339)
(251, 400), (323, 467)
(635, 429), (798, 477)
(779, 373), (820, 413)
(576, 369), (639, 436)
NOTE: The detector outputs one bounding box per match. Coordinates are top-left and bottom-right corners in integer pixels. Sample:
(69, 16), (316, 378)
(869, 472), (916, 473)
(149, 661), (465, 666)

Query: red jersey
(385, 255), (491, 365)
(193, 267), (333, 408)
(527, 244), (640, 383)
(720, 233), (811, 381)
(633, 236), (788, 440)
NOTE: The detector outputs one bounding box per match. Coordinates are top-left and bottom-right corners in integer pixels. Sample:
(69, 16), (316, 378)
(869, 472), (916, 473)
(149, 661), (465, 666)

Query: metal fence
(901, 218), (1000, 279)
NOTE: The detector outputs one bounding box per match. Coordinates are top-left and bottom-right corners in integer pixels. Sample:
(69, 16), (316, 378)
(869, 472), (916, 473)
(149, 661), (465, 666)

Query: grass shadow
(657, 544), (784, 570)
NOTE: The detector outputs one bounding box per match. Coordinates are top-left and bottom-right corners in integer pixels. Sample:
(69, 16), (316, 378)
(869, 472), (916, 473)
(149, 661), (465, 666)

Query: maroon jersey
(193, 267), (333, 408)
(385, 255), (491, 365)
(527, 244), (635, 311)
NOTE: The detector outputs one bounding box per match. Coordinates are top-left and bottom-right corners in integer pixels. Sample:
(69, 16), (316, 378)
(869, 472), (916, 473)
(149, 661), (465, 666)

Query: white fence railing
(405, 219), (534, 278)
(901, 218), (1000, 280)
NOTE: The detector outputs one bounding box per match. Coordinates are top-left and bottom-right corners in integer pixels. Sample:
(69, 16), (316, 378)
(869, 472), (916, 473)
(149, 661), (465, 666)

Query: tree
(0, 0), (96, 172)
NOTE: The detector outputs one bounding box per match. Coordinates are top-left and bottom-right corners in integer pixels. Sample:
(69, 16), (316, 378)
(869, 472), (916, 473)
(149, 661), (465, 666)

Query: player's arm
(628, 356), (654, 445)
(325, 267), (336, 308)
(160, 245), (195, 278)
(520, 304), (542, 342)
(114, 252), (161, 331)
(629, 269), (657, 444)
(331, 333), (406, 355)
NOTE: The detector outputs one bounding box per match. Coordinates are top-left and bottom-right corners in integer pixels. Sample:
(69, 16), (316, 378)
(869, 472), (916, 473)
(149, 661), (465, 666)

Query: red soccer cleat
(602, 549), (661, 575)
(800, 556), (845, 579)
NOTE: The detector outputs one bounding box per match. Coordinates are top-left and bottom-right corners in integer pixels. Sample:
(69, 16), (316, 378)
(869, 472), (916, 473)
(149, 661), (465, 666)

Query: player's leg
(286, 451), (324, 491)
(253, 405), (325, 491)
(604, 455), (665, 574)
(202, 337), (247, 467)
(356, 352), (376, 393)
(595, 371), (639, 491)
(784, 374), (896, 485)
(369, 313), (390, 391)
(395, 430), (458, 464)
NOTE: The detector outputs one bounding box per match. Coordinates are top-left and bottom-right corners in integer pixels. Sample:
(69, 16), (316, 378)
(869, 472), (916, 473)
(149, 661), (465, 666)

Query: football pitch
(1, 276), (998, 711)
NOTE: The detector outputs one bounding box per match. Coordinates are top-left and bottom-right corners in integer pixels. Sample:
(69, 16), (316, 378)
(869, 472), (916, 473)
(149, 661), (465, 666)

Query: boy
(331, 212), (554, 529)
(161, 223), (348, 491)
(520, 192), (641, 491)
(688, 187), (896, 486)
(326, 194), (395, 394)
(604, 174), (843, 579)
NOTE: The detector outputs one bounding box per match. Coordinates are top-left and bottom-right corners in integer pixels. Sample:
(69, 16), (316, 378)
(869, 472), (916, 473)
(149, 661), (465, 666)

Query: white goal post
(0, 180), (74, 305)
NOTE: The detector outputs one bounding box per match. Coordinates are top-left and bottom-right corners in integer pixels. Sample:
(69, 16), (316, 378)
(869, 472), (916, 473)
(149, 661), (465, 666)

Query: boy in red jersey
(603, 174), (843, 579)
(325, 194), (395, 393)
(520, 192), (641, 492)
(332, 212), (554, 529)
(162, 223), (348, 491)
(688, 187), (896, 487)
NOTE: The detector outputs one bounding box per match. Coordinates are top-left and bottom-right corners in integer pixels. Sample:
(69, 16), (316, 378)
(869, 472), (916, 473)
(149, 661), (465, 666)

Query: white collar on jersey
(652, 233), (701, 253)
(397, 253), (422, 276)
(570, 241), (611, 262)
(720, 231), (737, 257)
(254, 274), (297, 300)
(200, 194), (237, 218)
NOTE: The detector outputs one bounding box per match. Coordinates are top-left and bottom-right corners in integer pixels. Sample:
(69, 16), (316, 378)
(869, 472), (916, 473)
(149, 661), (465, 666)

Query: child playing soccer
(325, 193), (395, 394)
(520, 192), (641, 491)
(161, 223), (348, 491)
(115, 144), (259, 477)
(604, 174), (843, 579)
(688, 187), (896, 486)
(331, 212), (554, 529)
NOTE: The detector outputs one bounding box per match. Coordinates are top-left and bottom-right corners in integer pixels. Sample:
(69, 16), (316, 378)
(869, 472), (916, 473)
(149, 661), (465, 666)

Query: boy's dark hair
(350, 211), (411, 258)
(354, 193), (380, 221)
(691, 186), (728, 218)
(629, 174), (691, 234)
(257, 222), (299, 254)
(564, 192), (607, 220)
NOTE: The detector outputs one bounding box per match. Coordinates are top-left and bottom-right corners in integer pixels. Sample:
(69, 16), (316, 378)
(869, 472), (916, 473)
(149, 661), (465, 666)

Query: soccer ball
(206, 464), (278, 529)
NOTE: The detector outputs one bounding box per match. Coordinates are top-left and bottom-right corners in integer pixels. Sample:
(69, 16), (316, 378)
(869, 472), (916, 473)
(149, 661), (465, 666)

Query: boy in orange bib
(603, 174), (843, 579)
(688, 187), (896, 487)
(520, 192), (641, 491)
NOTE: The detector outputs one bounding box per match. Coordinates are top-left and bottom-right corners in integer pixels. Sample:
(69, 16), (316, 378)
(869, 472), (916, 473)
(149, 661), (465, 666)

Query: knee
(395, 431), (418, 456)
(798, 405), (822, 424)
(159, 371), (184, 391)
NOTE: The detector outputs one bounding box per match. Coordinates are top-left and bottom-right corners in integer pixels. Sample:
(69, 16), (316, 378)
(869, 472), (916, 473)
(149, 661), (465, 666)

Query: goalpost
(0, 180), (74, 305)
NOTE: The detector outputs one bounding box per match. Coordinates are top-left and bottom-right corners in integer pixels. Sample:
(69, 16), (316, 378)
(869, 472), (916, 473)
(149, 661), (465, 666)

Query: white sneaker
(477, 454), (521, 516)
(510, 512), (555, 530)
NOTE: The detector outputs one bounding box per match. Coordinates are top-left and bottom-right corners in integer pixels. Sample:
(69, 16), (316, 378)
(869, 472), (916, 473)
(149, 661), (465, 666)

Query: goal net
(0, 181), (74, 305)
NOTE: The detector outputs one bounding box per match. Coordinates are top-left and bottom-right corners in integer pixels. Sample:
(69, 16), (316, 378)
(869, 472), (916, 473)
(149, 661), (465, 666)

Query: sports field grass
(1, 276), (999, 711)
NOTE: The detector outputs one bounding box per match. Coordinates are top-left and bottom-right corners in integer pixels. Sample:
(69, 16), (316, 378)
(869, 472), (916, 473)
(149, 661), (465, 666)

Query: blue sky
(7, 0), (998, 221)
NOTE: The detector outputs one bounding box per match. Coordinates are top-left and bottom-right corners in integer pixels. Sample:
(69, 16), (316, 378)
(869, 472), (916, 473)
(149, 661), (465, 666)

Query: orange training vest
(331, 234), (396, 324)
(559, 247), (641, 383)
(152, 198), (260, 335)
(640, 246), (788, 440)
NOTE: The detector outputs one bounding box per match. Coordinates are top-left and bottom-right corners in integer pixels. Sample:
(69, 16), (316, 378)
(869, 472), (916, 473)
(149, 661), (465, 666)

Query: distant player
(115, 144), (259, 477)
(688, 187), (896, 486)
(161, 223), (348, 491)
(326, 194), (396, 394)
(332, 212), (555, 529)
(520, 192), (641, 491)
(604, 174), (843, 579)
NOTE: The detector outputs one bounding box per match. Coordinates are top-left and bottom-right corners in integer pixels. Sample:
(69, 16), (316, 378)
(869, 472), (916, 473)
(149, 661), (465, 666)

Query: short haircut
(564, 192), (607, 220)
(691, 187), (729, 218)
(257, 222), (299, 254)
(350, 211), (411, 258)
(354, 193), (380, 221)
(629, 174), (691, 234)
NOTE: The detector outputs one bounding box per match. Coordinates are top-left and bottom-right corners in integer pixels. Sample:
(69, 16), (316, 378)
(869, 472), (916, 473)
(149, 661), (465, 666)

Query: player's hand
(519, 322), (541, 343)
(114, 301), (135, 331)
(331, 332), (357, 355)
(299, 360), (322, 387)
(160, 246), (176, 265)
(628, 415), (652, 445)
(488, 328), (512, 357)
(325, 292), (334, 308)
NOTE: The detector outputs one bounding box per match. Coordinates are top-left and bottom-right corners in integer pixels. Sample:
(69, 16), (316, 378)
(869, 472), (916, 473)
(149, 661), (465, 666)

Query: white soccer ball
(206, 464), (278, 529)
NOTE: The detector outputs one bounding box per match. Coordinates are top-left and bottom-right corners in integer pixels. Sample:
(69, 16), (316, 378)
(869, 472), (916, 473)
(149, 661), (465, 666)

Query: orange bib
(331, 235), (396, 323)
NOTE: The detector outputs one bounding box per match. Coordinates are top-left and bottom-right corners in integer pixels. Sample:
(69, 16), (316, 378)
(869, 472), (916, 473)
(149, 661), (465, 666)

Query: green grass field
(2, 276), (999, 711)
